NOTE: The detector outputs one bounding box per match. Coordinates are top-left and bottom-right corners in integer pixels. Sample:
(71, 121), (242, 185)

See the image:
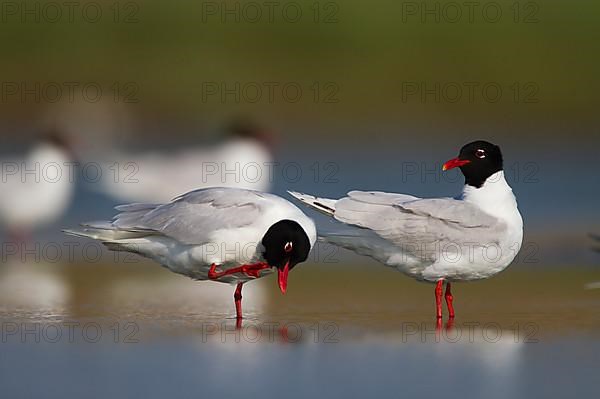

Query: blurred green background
(1, 0), (598, 137)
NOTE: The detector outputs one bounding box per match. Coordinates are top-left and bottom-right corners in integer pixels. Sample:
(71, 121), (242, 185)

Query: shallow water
(1, 262), (599, 398)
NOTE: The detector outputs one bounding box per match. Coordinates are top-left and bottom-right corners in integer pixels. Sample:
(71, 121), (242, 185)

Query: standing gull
(290, 141), (523, 320)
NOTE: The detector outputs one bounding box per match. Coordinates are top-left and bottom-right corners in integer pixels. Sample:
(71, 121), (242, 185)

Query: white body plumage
(289, 171), (522, 282)
(66, 188), (316, 285)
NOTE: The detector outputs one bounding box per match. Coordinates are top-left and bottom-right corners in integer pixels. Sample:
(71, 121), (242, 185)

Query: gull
(289, 141), (523, 320)
(64, 187), (316, 324)
(0, 132), (76, 242)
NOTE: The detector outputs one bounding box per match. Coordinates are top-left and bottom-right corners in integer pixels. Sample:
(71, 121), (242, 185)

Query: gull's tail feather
(287, 191), (337, 216)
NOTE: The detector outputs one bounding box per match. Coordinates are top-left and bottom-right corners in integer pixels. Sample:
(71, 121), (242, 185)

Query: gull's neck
(461, 171), (522, 225)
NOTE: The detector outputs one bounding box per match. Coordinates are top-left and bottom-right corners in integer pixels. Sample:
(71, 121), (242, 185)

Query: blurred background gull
(0, 126), (77, 315)
(0, 129), (76, 243)
(92, 117), (275, 203)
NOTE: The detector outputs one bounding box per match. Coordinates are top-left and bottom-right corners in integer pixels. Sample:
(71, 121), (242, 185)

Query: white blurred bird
(64, 187), (316, 323)
(290, 141), (523, 320)
(0, 133), (76, 241)
(97, 121), (274, 203)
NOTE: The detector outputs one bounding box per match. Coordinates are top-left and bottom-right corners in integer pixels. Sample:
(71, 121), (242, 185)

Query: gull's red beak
(442, 158), (471, 171)
(277, 260), (290, 294)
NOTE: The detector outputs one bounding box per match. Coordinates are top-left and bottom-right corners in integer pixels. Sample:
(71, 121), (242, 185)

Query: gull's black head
(262, 219), (311, 294)
(443, 140), (503, 188)
(41, 128), (79, 163)
(43, 129), (70, 151)
(225, 117), (277, 153)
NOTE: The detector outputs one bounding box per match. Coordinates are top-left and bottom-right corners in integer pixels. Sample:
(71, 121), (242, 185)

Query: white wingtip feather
(287, 190), (337, 216)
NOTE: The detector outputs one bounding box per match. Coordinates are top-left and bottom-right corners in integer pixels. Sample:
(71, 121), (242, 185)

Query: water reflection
(2, 323), (594, 399)
(1, 261), (599, 335)
(0, 261), (598, 398)
(0, 260), (69, 314)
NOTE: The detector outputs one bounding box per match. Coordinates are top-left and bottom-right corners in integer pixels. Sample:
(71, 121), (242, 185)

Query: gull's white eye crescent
(475, 149), (486, 159)
(284, 242), (293, 253)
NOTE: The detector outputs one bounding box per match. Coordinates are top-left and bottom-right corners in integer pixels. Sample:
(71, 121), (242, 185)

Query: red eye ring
(284, 242), (293, 253)
(475, 149), (486, 159)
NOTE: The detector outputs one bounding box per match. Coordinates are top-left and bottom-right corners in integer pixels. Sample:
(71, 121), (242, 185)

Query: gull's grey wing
(112, 188), (266, 244)
(346, 190), (419, 205)
(333, 191), (503, 261)
(397, 198), (498, 227)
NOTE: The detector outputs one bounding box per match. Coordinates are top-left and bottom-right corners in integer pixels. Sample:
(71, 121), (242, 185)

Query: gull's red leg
(234, 283), (243, 322)
(208, 263), (270, 280)
(208, 263), (221, 280)
(445, 282), (455, 319)
(435, 280), (444, 319)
